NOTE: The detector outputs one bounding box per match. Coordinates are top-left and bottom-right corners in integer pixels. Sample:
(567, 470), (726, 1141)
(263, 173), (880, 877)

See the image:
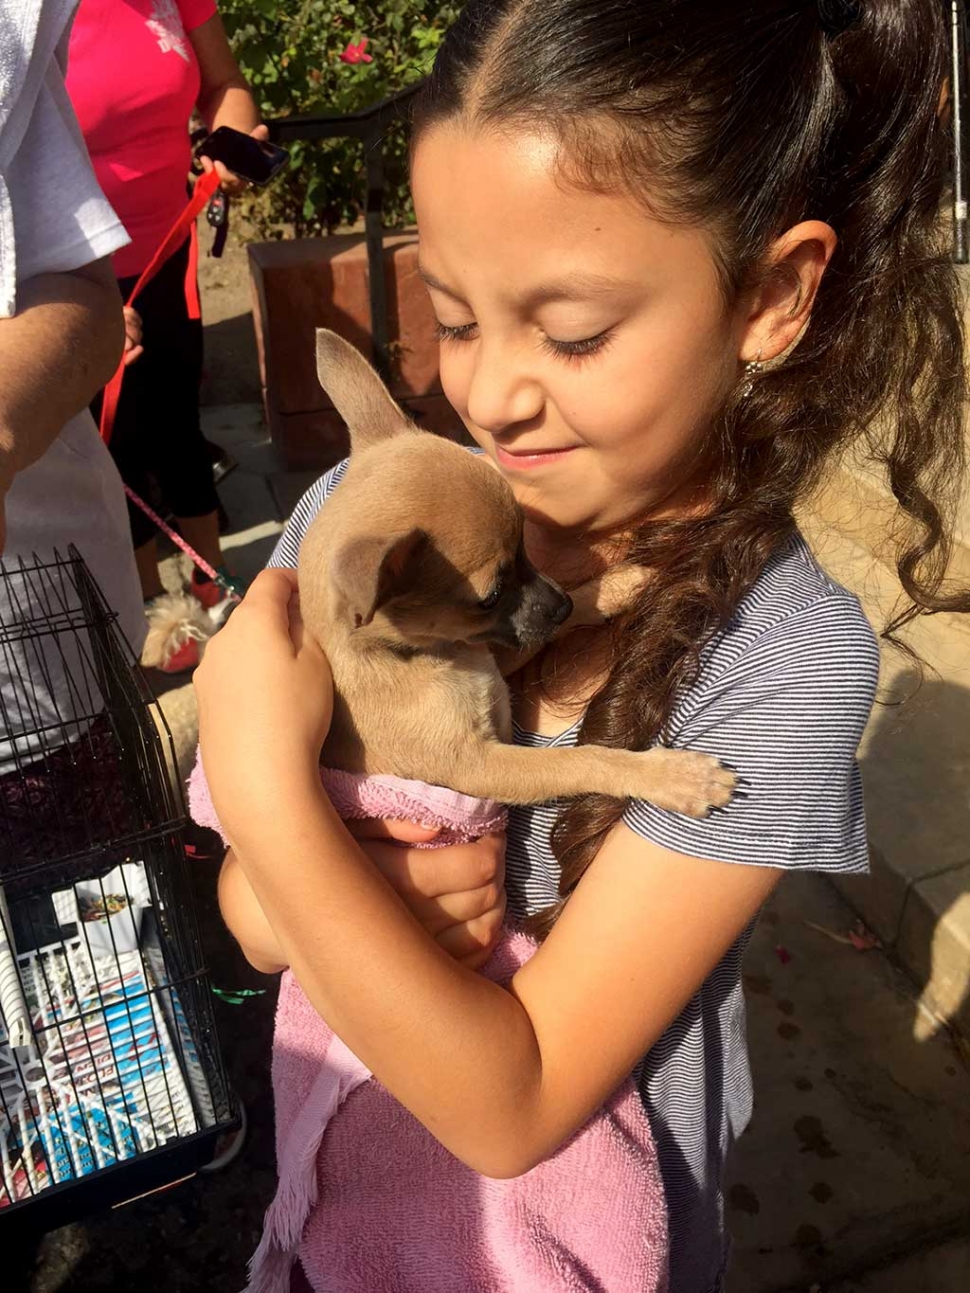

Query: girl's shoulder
(268, 460), (350, 569)
(625, 534), (880, 875)
(706, 530), (880, 684)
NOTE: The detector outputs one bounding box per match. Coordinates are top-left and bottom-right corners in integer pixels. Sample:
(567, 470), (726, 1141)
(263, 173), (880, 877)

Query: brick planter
(248, 233), (469, 470)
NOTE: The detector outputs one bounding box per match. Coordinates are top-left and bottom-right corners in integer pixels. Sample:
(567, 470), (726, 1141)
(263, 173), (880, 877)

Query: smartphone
(195, 127), (289, 187)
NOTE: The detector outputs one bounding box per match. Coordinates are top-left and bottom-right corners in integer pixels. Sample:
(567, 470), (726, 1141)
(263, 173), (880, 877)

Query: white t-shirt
(0, 3), (146, 772)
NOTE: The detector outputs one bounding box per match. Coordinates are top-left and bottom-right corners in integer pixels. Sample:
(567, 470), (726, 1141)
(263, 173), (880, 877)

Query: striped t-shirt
(269, 460), (880, 1293)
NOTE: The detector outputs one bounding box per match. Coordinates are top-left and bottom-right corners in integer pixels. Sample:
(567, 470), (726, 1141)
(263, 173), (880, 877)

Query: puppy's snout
(510, 574), (572, 648)
(531, 574), (571, 626)
(549, 588), (572, 626)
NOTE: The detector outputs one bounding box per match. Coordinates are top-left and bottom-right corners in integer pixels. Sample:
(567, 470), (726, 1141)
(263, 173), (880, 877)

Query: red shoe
(141, 593), (212, 673)
(159, 633), (201, 674)
(191, 566), (246, 612)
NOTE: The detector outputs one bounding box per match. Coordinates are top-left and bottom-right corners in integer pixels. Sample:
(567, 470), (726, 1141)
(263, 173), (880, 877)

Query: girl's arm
(219, 824), (508, 975)
(218, 849), (286, 974)
(231, 795), (778, 1178)
(197, 571), (781, 1179)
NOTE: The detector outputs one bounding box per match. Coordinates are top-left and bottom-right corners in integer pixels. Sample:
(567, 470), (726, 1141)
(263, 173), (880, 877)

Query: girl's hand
(343, 819), (508, 969)
(195, 569), (333, 848)
(122, 306), (143, 366)
(200, 124), (271, 194)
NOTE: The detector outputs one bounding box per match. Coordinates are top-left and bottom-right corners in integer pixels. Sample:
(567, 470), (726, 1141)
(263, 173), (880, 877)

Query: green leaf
(223, 0), (463, 237)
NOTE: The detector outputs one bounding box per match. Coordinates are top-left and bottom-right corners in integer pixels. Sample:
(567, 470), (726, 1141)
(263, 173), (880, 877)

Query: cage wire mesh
(0, 548), (235, 1221)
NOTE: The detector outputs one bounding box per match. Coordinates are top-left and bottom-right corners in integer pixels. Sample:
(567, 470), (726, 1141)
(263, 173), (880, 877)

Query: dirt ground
(194, 220), (263, 408)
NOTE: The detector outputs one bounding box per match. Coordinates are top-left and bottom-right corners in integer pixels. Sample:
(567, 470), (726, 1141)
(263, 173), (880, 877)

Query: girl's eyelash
(433, 321), (477, 343)
(434, 321), (614, 362)
(542, 331), (613, 361)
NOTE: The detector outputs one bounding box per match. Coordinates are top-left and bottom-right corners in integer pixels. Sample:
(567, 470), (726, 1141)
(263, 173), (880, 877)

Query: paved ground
(9, 234), (970, 1291)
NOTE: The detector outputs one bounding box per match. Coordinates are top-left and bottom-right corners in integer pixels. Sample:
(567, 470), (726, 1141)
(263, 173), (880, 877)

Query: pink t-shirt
(67, 0), (217, 278)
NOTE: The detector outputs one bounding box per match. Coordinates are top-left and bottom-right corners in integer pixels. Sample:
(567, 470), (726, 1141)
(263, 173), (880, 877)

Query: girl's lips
(494, 443), (578, 470)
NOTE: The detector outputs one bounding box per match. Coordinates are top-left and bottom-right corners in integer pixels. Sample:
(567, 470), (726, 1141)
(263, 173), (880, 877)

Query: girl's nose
(465, 339), (544, 435)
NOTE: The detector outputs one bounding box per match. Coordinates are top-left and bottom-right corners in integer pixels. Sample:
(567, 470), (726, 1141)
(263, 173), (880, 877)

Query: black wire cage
(0, 547), (236, 1231)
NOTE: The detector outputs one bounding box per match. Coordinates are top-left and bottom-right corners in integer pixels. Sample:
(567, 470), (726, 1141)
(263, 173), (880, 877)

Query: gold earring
(739, 349), (765, 399)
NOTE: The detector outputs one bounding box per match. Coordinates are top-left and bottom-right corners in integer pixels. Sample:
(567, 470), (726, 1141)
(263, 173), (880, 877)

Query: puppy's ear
(332, 528), (427, 627)
(315, 329), (413, 452)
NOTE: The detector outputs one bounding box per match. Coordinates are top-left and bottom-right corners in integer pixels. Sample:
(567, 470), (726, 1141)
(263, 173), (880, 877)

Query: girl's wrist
(212, 759), (329, 856)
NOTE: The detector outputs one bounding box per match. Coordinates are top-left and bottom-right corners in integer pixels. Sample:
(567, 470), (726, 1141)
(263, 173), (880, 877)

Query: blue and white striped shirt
(270, 460), (880, 1293)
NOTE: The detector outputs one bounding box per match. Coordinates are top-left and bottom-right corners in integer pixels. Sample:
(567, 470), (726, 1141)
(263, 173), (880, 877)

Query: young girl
(195, 2), (970, 1289)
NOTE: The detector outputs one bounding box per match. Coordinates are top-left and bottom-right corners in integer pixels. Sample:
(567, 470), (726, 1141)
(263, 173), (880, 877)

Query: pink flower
(340, 38), (373, 65)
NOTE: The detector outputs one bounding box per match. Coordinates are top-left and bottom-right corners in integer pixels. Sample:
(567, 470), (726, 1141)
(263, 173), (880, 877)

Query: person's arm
(219, 821), (508, 973)
(218, 848), (287, 973)
(0, 257), (124, 545)
(189, 15), (266, 193)
(235, 792), (777, 1180)
(196, 571), (782, 1179)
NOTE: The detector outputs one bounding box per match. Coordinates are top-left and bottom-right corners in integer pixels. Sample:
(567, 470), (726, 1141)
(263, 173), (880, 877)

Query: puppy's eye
(478, 581), (503, 611)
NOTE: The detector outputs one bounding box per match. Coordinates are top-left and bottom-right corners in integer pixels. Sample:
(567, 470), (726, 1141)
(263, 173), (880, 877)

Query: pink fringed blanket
(188, 760), (668, 1293)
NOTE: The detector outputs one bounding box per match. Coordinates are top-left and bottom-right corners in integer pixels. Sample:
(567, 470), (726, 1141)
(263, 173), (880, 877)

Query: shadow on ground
(846, 672), (970, 1042)
(202, 312), (262, 408)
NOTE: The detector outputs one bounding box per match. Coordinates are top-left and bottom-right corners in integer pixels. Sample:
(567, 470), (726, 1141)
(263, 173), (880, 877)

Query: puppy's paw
(593, 564), (651, 618)
(567, 564), (651, 627)
(637, 748), (737, 818)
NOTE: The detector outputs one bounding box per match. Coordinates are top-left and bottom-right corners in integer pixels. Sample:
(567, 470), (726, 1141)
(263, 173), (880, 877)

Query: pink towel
(187, 761), (668, 1293)
(188, 760), (507, 848)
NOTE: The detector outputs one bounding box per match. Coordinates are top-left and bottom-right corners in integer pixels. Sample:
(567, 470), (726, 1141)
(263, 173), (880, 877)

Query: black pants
(91, 236), (219, 550)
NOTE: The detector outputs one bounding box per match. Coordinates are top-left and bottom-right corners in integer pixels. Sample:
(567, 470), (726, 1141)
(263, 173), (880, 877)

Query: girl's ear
(739, 220), (838, 364)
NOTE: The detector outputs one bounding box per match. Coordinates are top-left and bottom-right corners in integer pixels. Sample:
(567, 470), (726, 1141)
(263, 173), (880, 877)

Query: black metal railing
(266, 82), (425, 380)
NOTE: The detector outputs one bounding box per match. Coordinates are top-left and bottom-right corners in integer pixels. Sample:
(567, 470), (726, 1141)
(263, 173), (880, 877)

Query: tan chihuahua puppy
(297, 331), (736, 817)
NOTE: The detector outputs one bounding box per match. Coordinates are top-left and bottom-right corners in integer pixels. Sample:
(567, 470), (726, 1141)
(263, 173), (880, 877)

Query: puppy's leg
(408, 740), (736, 818)
(566, 564), (651, 626)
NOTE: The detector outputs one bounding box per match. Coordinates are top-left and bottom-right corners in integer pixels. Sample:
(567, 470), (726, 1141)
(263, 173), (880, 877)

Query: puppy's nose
(550, 592), (572, 626)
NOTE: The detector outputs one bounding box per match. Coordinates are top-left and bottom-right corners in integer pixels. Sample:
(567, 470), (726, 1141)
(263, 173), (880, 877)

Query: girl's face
(411, 125), (745, 541)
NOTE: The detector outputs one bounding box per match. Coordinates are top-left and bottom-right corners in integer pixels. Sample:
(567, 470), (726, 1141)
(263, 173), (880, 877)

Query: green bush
(220, 1), (462, 235)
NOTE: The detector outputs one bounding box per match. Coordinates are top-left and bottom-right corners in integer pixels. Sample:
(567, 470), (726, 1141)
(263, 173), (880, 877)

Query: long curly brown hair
(413, 0), (970, 936)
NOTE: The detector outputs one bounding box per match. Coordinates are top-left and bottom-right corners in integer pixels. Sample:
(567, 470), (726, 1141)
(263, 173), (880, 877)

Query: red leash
(98, 168), (220, 448)
(99, 169), (240, 599)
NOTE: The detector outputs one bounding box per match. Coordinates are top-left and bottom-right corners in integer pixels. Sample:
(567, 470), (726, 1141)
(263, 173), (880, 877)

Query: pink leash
(121, 484), (239, 597)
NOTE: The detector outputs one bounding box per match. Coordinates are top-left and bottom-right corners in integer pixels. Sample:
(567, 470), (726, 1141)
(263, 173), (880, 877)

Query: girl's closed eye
(541, 329), (613, 362)
(434, 318), (614, 362)
(434, 320), (479, 344)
